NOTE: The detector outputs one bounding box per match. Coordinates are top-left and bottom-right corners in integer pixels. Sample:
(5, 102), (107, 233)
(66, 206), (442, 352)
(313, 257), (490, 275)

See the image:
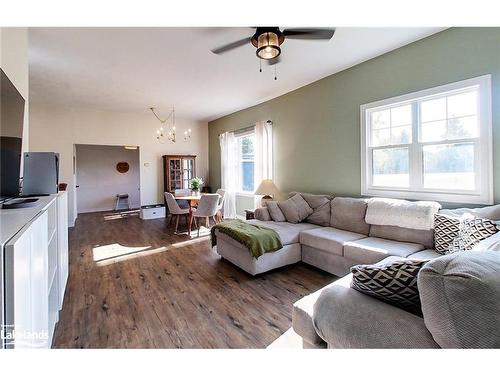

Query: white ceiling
(29, 27), (446, 122)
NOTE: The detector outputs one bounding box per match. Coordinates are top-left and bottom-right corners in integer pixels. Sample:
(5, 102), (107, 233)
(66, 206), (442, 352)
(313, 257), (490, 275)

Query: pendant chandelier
(150, 106), (191, 143)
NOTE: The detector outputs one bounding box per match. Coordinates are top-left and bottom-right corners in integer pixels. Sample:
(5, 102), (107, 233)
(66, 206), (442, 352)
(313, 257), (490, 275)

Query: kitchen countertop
(0, 196), (57, 247)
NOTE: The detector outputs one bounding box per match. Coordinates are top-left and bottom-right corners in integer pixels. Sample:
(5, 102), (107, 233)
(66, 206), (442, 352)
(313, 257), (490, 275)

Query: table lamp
(255, 179), (279, 206)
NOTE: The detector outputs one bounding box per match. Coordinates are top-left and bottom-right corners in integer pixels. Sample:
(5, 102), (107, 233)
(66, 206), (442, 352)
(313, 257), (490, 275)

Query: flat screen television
(0, 68), (25, 202)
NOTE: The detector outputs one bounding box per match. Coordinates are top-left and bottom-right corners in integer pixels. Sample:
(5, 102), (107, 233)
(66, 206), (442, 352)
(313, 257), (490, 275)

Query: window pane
(371, 109), (390, 130)
(447, 91), (477, 118)
(241, 136), (254, 159)
(372, 147), (409, 187)
(447, 116), (478, 139)
(391, 125), (412, 144)
(423, 143), (475, 191)
(242, 161), (254, 192)
(391, 105), (412, 126)
(421, 120), (447, 142)
(421, 97), (446, 122)
(371, 128), (390, 146)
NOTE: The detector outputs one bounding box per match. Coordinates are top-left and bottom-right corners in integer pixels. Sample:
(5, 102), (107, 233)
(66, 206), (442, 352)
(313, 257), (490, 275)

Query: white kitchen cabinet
(1, 193), (69, 349)
(4, 210), (49, 348)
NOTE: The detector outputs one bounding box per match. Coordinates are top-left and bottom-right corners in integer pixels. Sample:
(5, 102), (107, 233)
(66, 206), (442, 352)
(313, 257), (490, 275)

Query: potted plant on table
(190, 177), (204, 195)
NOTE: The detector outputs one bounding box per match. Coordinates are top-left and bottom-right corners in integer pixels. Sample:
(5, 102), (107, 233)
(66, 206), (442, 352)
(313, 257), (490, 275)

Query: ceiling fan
(210, 27), (336, 65)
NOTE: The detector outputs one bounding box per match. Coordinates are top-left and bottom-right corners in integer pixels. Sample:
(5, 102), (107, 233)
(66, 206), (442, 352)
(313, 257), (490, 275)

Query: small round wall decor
(116, 162), (130, 173)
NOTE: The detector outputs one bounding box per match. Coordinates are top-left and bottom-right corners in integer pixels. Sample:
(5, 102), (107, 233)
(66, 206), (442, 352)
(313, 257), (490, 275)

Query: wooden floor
(53, 211), (335, 348)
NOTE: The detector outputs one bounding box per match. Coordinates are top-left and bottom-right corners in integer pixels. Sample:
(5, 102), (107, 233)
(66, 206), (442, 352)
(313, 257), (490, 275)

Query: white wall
(75, 144), (140, 213)
(29, 104), (209, 226)
(0, 27), (29, 154)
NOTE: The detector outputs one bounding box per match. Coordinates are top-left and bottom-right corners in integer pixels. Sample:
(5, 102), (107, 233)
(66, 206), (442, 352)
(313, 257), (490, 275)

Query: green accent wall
(208, 28), (500, 204)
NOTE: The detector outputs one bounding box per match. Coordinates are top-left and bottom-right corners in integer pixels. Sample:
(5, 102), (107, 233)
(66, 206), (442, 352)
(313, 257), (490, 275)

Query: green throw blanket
(210, 219), (283, 258)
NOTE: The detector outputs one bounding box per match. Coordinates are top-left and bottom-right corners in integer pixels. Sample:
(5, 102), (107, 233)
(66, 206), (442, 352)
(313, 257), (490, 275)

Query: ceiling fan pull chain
(259, 59), (262, 73)
(274, 64), (277, 81)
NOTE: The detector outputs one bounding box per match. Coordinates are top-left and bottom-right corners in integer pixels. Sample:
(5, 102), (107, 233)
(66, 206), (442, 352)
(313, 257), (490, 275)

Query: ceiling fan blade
(267, 56), (281, 66)
(210, 37), (251, 54)
(283, 28), (336, 40)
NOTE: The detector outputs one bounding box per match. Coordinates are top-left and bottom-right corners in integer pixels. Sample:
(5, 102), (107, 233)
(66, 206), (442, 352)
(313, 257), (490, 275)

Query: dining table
(174, 194), (202, 235)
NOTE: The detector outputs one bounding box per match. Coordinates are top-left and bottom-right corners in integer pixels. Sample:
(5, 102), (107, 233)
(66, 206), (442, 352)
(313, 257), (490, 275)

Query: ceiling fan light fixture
(256, 31), (281, 60)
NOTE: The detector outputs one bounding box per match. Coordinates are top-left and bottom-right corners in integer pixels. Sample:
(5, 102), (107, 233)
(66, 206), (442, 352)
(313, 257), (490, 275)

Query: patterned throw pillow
(434, 214), (461, 254)
(448, 217), (499, 253)
(351, 259), (428, 315)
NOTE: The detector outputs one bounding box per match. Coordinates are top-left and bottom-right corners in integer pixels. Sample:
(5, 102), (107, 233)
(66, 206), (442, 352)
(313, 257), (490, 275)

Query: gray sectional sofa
(216, 195), (438, 276)
(213, 192), (500, 348)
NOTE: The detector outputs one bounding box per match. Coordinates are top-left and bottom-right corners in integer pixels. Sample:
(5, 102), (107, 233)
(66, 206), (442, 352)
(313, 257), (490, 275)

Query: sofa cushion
(312, 266), (439, 348)
(292, 274), (352, 346)
(254, 207), (271, 221)
(440, 204), (500, 222)
(293, 256), (404, 346)
(290, 192), (332, 227)
(351, 259), (428, 315)
(330, 197), (370, 235)
(472, 204), (500, 221)
(418, 251), (500, 348)
(408, 249), (442, 261)
(300, 227), (366, 256)
(266, 201), (286, 222)
(247, 219), (318, 245)
(344, 237), (424, 264)
(369, 224), (434, 249)
(471, 231), (500, 251)
(278, 194), (313, 224)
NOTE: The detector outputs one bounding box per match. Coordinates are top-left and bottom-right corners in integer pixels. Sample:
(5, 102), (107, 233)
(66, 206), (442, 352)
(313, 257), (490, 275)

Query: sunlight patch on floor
(93, 236), (210, 266)
(93, 243), (151, 262)
(176, 225), (211, 238)
(103, 210), (140, 221)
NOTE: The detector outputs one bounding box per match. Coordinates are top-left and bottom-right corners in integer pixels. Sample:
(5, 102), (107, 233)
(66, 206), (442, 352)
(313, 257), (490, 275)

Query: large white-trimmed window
(361, 75), (492, 204)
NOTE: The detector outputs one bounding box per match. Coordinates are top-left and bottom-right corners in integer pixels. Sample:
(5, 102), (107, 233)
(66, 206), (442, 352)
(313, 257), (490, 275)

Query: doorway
(75, 144), (140, 214)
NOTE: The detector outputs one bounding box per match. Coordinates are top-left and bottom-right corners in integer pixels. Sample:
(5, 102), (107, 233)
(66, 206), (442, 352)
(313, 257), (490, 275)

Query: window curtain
(219, 131), (238, 218)
(254, 120), (273, 208)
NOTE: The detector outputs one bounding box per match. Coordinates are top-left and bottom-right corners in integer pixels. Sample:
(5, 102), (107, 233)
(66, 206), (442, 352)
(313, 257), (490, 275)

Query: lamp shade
(255, 179), (279, 196)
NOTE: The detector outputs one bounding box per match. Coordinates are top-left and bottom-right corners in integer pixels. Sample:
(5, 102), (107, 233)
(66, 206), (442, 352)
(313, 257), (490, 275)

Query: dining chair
(174, 188), (191, 209)
(215, 189), (226, 223)
(192, 194), (220, 236)
(165, 192), (191, 233)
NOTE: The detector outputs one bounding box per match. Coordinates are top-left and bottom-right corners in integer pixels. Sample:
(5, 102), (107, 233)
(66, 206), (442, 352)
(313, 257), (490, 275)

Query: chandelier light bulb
(150, 106), (189, 144)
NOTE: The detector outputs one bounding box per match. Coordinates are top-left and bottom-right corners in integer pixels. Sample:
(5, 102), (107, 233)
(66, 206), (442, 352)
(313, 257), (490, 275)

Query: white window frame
(360, 75), (492, 204)
(235, 129), (256, 196)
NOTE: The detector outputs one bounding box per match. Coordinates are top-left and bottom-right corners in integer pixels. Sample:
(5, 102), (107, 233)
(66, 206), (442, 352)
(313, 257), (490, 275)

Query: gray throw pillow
(265, 201), (286, 222)
(351, 259), (428, 315)
(330, 197), (370, 235)
(278, 194), (313, 224)
(289, 192), (332, 226)
(254, 207), (271, 221)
